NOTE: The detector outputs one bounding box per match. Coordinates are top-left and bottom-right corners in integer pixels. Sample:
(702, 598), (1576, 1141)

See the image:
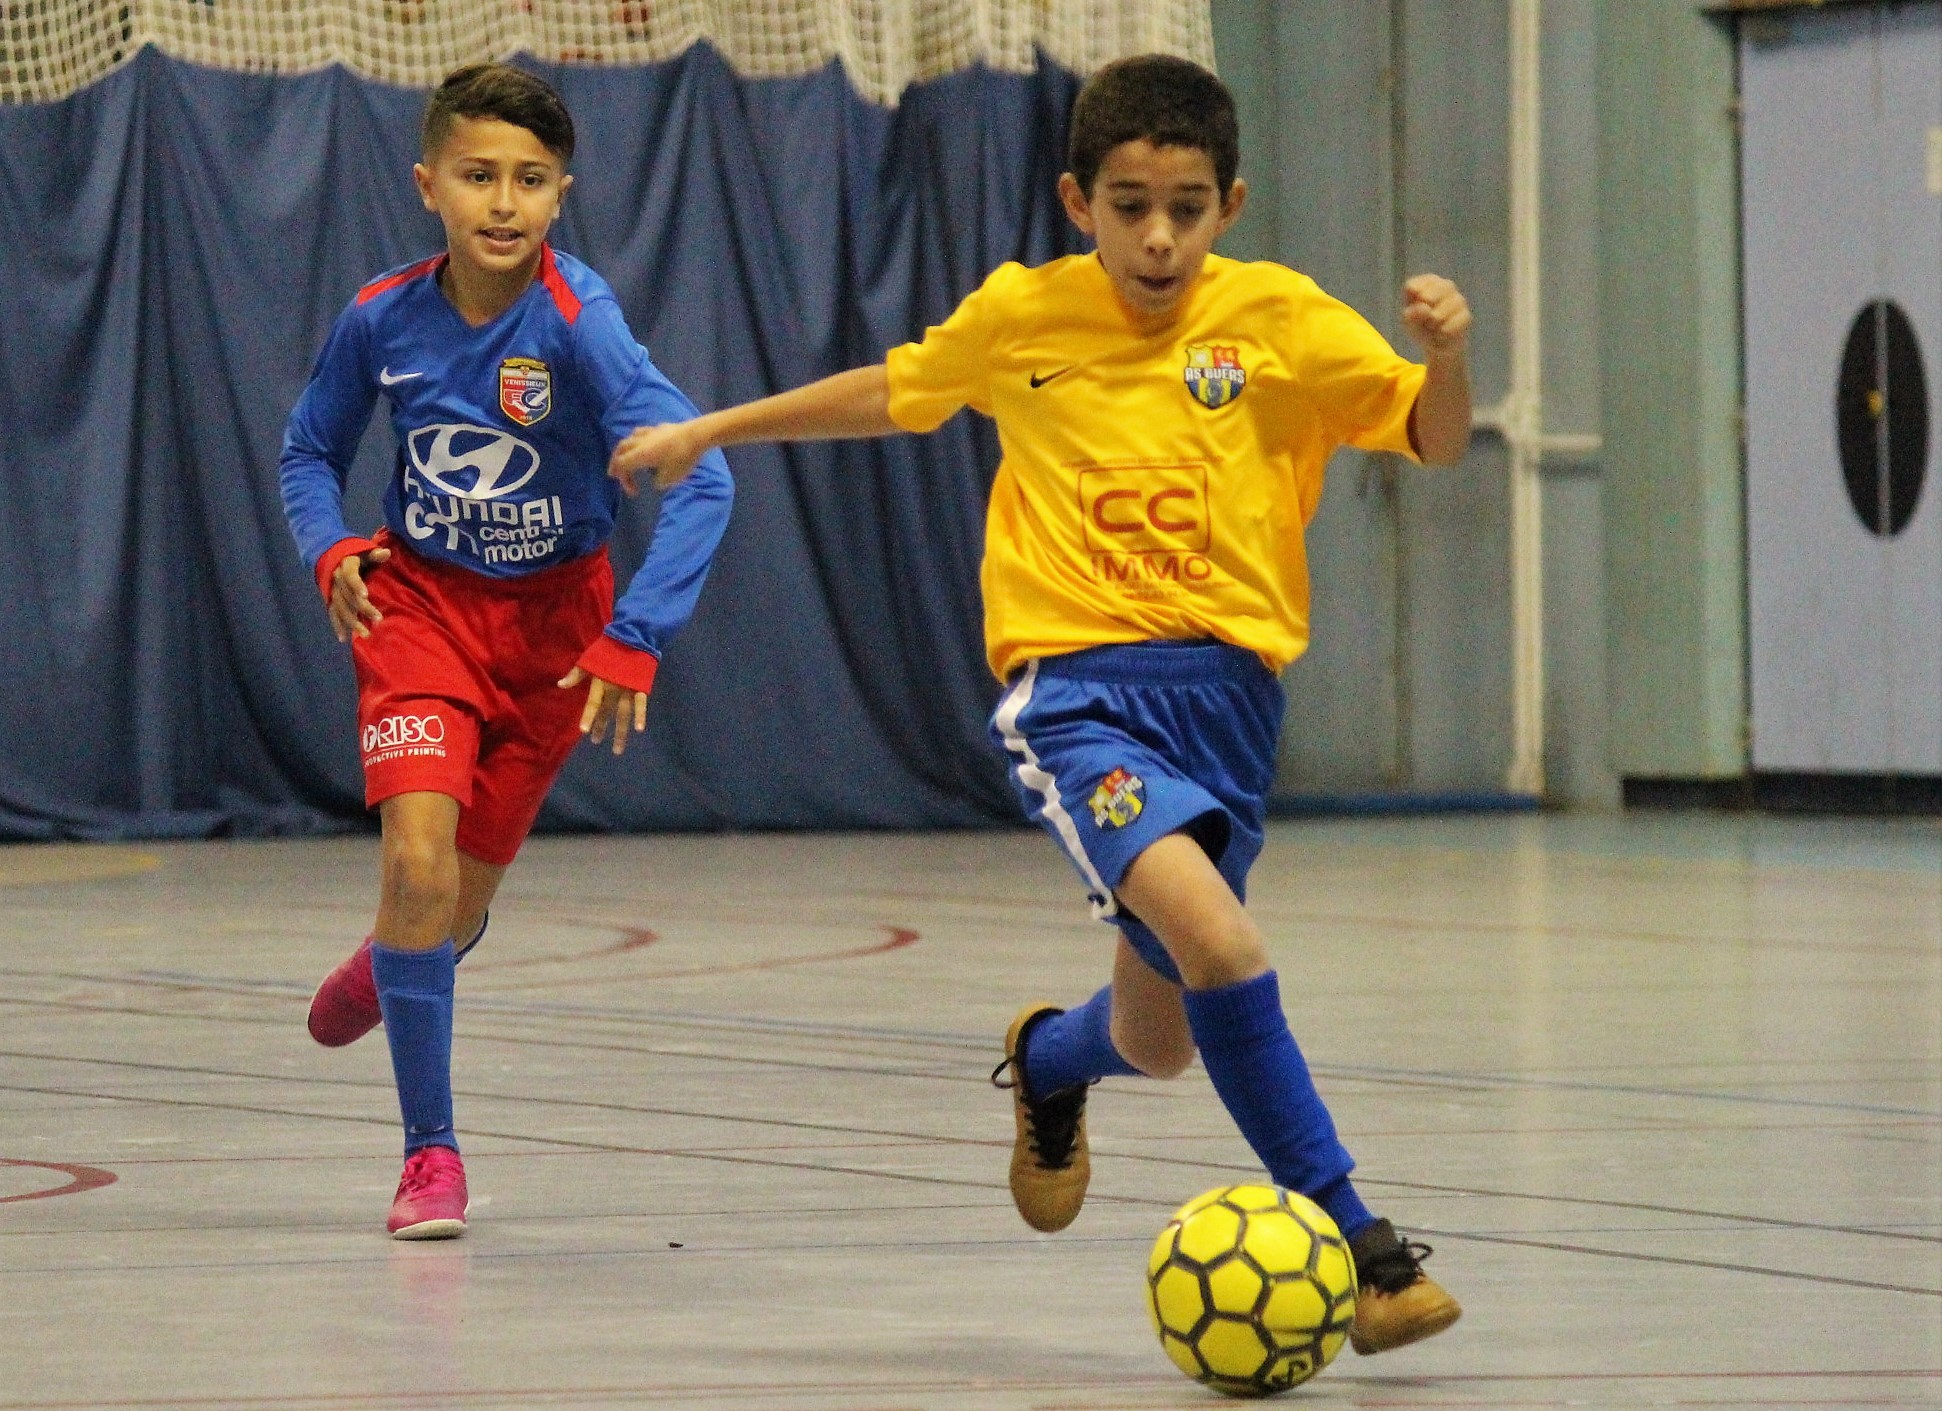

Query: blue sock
(371, 940), (458, 1155)
(1181, 970), (1374, 1237)
(1310, 1173), (1375, 1240)
(1021, 985), (1142, 1097)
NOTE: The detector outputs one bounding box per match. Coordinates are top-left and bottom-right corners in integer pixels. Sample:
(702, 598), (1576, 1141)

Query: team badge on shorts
(1183, 342), (1246, 410)
(1088, 767), (1146, 829)
(499, 357), (552, 427)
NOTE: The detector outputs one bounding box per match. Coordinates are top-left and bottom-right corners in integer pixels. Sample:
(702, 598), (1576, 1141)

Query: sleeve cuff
(577, 632), (661, 696)
(314, 536), (380, 602)
(883, 342), (954, 434)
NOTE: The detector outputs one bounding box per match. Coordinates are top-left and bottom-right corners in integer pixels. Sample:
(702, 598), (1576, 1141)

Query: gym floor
(3, 811), (1938, 1408)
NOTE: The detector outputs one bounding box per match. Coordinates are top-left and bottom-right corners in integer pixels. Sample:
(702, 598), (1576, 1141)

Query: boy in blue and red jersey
(279, 63), (733, 1239)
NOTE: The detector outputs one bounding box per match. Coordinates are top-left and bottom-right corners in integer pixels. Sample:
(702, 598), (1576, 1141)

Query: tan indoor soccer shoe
(1347, 1218), (1463, 1354)
(989, 1004), (1091, 1233)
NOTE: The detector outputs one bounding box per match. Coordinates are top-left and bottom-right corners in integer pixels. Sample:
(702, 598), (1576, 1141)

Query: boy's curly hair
(423, 63), (575, 164)
(1067, 54), (1238, 199)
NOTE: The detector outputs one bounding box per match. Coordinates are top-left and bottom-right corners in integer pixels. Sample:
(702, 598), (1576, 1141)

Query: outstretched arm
(1400, 273), (1473, 466)
(608, 364), (896, 495)
(561, 305), (745, 755)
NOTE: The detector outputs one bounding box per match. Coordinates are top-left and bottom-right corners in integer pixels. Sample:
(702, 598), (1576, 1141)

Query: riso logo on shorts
(1088, 767), (1146, 829)
(363, 713), (448, 759)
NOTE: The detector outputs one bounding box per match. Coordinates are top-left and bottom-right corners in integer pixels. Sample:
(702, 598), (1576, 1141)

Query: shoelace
(989, 1058), (1086, 1169)
(1358, 1237), (1435, 1295)
(399, 1152), (455, 1196)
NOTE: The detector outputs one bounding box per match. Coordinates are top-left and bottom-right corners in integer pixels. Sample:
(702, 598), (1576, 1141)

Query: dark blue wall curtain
(0, 45), (1084, 839)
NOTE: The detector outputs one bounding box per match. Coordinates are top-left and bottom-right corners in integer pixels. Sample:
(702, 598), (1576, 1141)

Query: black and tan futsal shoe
(989, 1003), (1091, 1232)
(1347, 1217), (1462, 1353)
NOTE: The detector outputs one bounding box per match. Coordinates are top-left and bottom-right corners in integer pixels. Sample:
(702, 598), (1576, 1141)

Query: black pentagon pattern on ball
(1146, 1185), (1357, 1398)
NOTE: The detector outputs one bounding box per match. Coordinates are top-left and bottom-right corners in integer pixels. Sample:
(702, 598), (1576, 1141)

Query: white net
(1, 1), (1214, 106)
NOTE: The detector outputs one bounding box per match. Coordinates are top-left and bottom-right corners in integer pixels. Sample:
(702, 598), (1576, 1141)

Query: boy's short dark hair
(1067, 54), (1238, 199)
(423, 63), (575, 165)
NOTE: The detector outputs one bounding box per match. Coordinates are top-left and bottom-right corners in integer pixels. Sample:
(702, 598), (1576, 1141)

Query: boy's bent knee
(376, 795), (464, 945)
(1118, 833), (1271, 990)
(379, 844), (461, 933)
(382, 838), (458, 901)
(1165, 922), (1269, 991)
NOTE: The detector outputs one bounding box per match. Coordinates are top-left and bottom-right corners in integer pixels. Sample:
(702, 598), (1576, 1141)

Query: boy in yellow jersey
(610, 54), (1471, 1355)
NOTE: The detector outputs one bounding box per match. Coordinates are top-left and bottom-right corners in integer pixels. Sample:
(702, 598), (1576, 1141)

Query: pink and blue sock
(372, 940), (458, 1155)
(1019, 985), (1142, 1096)
(1182, 970), (1374, 1238)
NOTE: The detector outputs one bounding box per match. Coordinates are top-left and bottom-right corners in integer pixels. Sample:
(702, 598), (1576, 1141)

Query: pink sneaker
(387, 1146), (468, 1239)
(308, 938), (381, 1047)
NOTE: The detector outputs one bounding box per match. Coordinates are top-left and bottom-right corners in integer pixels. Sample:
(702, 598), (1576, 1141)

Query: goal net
(2, 1), (1214, 106)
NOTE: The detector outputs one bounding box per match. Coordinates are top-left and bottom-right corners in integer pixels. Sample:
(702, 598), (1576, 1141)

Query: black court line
(9, 962), (1942, 1125)
(0, 966), (1000, 1051)
(0, 1367), (1937, 1411)
(1408, 1226), (1942, 1298)
(7, 966), (1939, 1118)
(1323, 1059), (1940, 1119)
(15, 982), (1930, 1132)
(3, 1054), (1938, 1296)
(5, 1041), (1936, 1248)
(0, 1002), (1026, 1092)
(1082, 1147), (1942, 1247)
(0, 1194), (1006, 1243)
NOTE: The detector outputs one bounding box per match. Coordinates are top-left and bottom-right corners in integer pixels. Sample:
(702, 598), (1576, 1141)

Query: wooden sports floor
(3, 812), (1938, 1409)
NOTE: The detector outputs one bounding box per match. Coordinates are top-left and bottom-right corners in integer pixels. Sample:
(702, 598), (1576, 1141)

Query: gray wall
(1595, 1), (1748, 782)
(1212, 0), (1620, 807)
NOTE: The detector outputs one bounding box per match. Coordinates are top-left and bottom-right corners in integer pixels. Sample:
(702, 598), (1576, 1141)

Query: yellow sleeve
(1295, 291), (1428, 462)
(883, 265), (1009, 433)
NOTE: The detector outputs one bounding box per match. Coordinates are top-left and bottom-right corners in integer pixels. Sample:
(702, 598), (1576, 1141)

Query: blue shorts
(989, 640), (1285, 983)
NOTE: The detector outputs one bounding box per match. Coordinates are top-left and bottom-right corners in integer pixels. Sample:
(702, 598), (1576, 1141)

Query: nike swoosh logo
(380, 368), (424, 386)
(1029, 366), (1076, 388)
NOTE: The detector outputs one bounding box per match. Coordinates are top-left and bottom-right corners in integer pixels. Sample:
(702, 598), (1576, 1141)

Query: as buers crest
(1088, 767), (1146, 830)
(498, 356), (552, 427)
(1183, 342), (1246, 410)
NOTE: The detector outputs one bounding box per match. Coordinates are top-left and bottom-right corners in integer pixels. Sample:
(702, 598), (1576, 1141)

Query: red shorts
(351, 532), (613, 866)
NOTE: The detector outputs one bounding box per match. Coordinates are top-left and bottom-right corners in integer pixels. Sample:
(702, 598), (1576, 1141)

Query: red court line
(0, 1158), (116, 1204)
(476, 925), (921, 986)
(464, 924), (657, 971)
(618, 924), (919, 980)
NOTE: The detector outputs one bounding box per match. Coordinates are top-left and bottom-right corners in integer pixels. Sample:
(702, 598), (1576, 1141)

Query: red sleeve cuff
(314, 536), (380, 602)
(577, 632), (661, 696)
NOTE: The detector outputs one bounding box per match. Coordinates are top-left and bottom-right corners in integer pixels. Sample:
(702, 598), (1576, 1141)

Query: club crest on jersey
(1183, 342), (1246, 409)
(499, 356), (552, 426)
(1088, 767), (1146, 830)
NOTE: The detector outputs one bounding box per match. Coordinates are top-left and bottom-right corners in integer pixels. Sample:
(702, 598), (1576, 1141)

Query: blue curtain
(0, 45), (1084, 839)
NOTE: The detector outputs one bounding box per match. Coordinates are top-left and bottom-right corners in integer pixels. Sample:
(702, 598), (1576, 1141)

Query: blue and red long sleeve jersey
(279, 244), (733, 690)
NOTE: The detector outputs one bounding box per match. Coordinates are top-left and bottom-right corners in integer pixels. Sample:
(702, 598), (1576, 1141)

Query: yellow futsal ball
(1145, 1185), (1357, 1397)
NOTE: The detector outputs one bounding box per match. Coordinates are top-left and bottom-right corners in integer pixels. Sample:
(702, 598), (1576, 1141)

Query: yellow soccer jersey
(885, 252), (1426, 681)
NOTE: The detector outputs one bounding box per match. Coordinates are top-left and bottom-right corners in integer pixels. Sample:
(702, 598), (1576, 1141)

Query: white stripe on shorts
(993, 660), (1118, 921)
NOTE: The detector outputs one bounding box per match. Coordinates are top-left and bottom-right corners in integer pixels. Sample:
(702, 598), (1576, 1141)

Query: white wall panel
(1742, 5), (1942, 772)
